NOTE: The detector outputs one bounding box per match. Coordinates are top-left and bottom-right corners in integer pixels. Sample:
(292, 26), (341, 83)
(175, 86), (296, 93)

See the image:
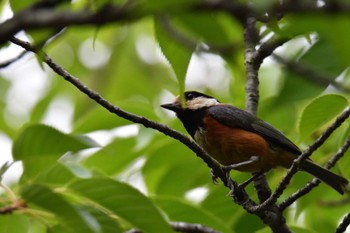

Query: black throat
(177, 108), (207, 138)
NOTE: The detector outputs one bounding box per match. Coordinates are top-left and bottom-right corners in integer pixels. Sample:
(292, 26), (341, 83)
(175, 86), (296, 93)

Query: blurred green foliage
(0, 0), (349, 232)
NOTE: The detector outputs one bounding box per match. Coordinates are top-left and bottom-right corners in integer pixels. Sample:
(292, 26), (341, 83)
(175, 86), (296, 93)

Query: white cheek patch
(186, 97), (219, 110)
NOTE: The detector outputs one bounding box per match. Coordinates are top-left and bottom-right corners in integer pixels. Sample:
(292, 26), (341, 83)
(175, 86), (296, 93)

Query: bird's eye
(186, 93), (194, 100)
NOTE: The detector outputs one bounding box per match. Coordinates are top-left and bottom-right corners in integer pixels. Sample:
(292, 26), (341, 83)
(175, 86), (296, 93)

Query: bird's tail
(301, 160), (348, 194)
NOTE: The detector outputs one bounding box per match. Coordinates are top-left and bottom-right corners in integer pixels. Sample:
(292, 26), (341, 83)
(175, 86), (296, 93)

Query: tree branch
(318, 196), (350, 207)
(2, 0), (350, 48)
(170, 222), (221, 233)
(126, 221), (221, 233)
(244, 16), (259, 115)
(10, 36), (261, 210)
(243, 14), (274, 204)
(273, 54), (350, 93)
(0, 199), (26, 214)
(0, 51), (28, 68)
(242, 15), (292, 233)
(279, 116), (350, 210)
(335, 212), (350, 233)
(255, 107), (350, 212)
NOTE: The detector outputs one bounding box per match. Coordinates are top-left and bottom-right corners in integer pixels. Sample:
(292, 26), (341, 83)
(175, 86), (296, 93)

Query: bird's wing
(208, 105), (301, 155)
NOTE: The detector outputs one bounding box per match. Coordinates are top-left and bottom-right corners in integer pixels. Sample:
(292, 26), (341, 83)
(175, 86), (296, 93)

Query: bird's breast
(194, 115), (294, 172)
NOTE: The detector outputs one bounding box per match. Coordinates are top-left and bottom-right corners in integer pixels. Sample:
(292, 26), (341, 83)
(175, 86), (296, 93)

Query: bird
(161, 91), (348, 194)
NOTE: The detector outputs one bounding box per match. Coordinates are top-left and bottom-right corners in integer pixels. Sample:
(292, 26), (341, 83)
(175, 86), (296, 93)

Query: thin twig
(0, 51), (28, 68)
(254, 37), (288, 65)
(279, 125), (350, 211)
(10, 36), (256, 206)
(273, 54), (350, 93)
(319, 196), (350, 207)
(0, 183), (17, 202)
(126, 221), (221, 233)
(255, 107), (350, 212)
(0, 199), (26, 214)
(157, 15), (238, 57)
(335, 212), (350, 233)
(171, 222), (221, 233)
(2, 0), (350, 47)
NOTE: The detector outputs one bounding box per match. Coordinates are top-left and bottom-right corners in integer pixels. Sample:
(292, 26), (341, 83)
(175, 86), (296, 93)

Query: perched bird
(161, 91), (348, 194)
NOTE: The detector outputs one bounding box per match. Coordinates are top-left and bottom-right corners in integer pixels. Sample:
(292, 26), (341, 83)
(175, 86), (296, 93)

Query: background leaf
(12, 124), (98, 178)
(299, 94), (348, 141)
(154, 16), (193, 95)
(21, 184), (95, 233)
(1, 2), (350, 233)
(0, 215), (29, 233)
(69, 177), (174, 233)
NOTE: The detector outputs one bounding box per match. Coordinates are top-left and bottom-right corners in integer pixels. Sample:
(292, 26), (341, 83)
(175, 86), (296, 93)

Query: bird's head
(161, 91), (220, 114)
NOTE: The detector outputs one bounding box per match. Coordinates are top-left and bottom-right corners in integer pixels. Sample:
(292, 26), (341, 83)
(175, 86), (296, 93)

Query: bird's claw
(210, 169), (219, 184)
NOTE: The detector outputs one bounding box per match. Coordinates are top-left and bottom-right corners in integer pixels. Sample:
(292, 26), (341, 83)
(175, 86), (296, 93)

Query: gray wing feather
(208, 105), (301, 155)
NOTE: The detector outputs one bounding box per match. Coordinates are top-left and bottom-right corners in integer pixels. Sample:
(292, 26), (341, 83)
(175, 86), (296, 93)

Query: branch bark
(10, 36), (259, 216)
(2, 0), (350, 47)
(126, 221), (221, 233)
(335, 212), (350, 233)
(279, 113), (350, 210)
(243, 15), (292, 233)
(273, 54), (350, 93)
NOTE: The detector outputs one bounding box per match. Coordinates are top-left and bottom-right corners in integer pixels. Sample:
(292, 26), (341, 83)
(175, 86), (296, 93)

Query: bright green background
(0, 0), (349, 232)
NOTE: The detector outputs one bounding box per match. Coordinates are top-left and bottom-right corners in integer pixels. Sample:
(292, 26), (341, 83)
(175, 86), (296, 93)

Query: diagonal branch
(10, 36), (259, 209)
(273, 54), (350, 93)
(170, 222), (221, 233)
(0, 50), (28, 68)
(279, 124), (350, 211)
(1, 0), (350, 48)
(126, 221), (221, 233)
(335, 212), (350, 233)
(254, 107), (350, 212)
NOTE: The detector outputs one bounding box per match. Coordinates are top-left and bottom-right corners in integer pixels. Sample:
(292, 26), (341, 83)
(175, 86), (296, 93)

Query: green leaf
(12, 124), (98, 178)
(154, 160), (208, 196)
(74, 100), (158, 133)
(233, 209), (265, 232)
(35, 162), (76, 186)
(84, 137), (138, 175)
(278, 40), (347, 103)
(21, 184), (95, 233)
(285, 15), (350, 65)
(13, 124), (98, 159)
(69, 177), (174, 233)
(299, 94), (348, 141)
(201, 186), (242, 223)
(0, 214), (29, 233)
(48, 224), (73, 233)
(9, 0), (34, 13)
(176, 13), (239, 47)
(74, 106), (131, 133)
(154, 16), (193, 94)
(144, 0), (197, 13)
(80, 205), (124, 233)
(142, 140), (207, 194)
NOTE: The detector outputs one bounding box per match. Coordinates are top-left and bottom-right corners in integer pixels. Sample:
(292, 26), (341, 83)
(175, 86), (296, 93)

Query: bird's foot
(221, 156), (260, 196)
(210, 169), (219, 184)
(238, 171), (265, 189)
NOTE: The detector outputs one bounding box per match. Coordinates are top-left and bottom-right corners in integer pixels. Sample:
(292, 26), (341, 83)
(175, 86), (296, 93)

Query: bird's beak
(160, 102), (182, 112)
